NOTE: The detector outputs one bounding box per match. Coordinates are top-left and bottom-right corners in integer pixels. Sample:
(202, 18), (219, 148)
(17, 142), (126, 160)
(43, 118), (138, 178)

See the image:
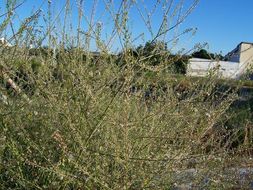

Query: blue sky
(184, 0), (253, 54)
(0, 0), (252, 55)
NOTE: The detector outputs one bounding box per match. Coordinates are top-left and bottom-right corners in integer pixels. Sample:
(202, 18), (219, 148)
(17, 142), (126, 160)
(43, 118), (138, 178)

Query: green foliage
(116, 41), (189, 74)
(136, 41), (170, 66)
(192, 49), (224, 60)
(170, 56), (190, 74)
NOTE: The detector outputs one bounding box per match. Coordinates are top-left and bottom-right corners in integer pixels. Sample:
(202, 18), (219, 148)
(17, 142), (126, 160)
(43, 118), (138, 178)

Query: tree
(136, 41), (170, 66)
(192, 49), (224, 60)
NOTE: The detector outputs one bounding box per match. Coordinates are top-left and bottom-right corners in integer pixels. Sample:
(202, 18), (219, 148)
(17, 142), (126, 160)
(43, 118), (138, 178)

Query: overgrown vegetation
(0, 0), (252, 189)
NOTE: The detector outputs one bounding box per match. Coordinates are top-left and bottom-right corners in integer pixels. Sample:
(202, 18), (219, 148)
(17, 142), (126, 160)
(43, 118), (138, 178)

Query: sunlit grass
(0, 0), (252, 189)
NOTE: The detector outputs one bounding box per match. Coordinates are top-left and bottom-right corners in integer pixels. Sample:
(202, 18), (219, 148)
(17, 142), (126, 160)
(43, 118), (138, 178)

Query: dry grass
(0, 0), (252, 189)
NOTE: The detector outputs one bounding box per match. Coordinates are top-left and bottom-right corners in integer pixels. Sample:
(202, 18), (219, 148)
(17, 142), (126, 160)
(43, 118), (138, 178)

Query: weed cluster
(0, 0), (252, 189)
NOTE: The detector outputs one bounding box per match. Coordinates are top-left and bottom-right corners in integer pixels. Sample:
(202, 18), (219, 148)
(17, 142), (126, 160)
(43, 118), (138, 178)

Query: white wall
(187, 43), (253, 79)
(187, 58), (239, 79)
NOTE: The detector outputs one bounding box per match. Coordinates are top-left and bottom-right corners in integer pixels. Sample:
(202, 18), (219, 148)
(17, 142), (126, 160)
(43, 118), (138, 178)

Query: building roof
(224, 42), (253, 60)
(239, 42), (253, 45)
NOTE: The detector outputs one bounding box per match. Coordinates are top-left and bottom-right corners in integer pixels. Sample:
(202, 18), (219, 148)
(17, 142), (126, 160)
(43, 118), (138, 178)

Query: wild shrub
(0, 0), (252, 189)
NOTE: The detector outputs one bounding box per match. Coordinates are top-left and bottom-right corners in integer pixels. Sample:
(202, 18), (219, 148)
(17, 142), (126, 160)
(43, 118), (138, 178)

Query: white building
(187, 42), (253, 79)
